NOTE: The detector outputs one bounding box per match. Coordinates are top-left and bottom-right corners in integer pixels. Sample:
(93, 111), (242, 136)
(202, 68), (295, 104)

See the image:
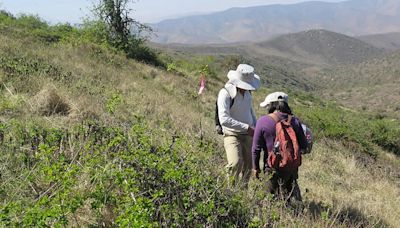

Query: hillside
(358, 32), (400, 51)
(153, 29), (386, 93)
(312, 51), (400, 117)
(155, 29), (400, 120)
(256, 29), (386, 66)
(1, 13), (400, 227)
(151, 0), (400, 44)
(153, 41), (317, 91)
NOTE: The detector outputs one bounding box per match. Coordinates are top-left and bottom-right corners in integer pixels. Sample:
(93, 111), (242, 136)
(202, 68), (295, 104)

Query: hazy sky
(0, 0), (346, 24)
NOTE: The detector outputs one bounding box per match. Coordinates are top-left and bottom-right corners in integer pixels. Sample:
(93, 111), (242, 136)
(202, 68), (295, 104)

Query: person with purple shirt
(251, 92), (307, 201)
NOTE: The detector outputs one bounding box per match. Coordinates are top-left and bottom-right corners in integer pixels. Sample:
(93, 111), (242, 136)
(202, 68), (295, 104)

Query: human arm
(293, 118), (307, 151)
(252, 118), (267, 175)
(250, 103), (257, 128)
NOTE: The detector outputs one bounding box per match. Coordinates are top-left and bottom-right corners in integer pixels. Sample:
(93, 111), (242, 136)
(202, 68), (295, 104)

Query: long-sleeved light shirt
(217, 84), (257, 134)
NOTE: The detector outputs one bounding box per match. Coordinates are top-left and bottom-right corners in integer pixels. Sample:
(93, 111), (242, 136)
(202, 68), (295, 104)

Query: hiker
(217, 64), (260, 187)
(251, 92), (307, 201)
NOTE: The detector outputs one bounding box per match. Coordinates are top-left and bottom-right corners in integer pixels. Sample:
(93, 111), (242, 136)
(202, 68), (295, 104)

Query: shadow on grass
(307, 201), (387, 227)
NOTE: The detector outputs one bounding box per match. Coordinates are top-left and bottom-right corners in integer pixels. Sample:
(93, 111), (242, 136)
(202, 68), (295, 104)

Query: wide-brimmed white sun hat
(260, 92), (289, 108)
(227, 64), (260, 91)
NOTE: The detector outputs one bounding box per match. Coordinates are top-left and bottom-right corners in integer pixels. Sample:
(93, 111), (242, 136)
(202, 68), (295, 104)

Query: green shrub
(14, 14), (48, 30)
(0, 10), (15, 23)
(125, 40), (164, 66)
(106, 92), (123, 114)
(78, 20), (109, 47)
(295, 101), (400, 156)
(0, 118), (249, 226)
(0, 11), (162, 65)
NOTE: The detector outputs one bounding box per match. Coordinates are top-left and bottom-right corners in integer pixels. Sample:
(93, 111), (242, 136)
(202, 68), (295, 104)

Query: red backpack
(267, 113), (302, 172)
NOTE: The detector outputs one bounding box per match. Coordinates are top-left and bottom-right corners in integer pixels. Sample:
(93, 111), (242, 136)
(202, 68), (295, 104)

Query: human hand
(215, 125), (223, 135)
(247, 127), (255, 137)
(252, 169), (260, 179)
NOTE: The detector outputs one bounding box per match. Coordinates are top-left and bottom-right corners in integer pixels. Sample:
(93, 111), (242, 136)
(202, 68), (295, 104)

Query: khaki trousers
(223, 133), (253, 187)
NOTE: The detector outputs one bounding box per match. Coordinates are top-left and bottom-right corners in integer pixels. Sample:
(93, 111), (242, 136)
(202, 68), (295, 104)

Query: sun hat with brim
(227, 64), (260, 91)
(260, 92), (289, 108)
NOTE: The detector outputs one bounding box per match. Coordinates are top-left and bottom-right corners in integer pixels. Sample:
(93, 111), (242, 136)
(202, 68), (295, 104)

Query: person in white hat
(251, 92), (307, 202)
(217, 64), (260, 187)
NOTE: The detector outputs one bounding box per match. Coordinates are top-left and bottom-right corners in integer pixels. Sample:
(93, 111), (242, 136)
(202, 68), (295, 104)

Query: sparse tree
(92, 0), (160, 65)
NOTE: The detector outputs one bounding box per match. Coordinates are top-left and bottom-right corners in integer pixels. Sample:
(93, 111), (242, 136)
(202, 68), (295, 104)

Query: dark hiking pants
(264, 169), (302, 202)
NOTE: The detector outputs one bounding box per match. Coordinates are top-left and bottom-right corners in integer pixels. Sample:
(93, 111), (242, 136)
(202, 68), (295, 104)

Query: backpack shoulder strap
(268, 113), (280, 123)
(282, 115), (292, 126)
(222, 87), (234, 108)
(269, 113), (293, 125)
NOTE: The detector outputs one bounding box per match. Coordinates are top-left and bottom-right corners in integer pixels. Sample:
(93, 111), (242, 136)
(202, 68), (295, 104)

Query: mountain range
(151, 0), (400, 44)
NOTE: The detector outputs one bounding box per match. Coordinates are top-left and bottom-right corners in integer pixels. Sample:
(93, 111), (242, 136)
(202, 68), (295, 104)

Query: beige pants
(224, 133), (253, 187)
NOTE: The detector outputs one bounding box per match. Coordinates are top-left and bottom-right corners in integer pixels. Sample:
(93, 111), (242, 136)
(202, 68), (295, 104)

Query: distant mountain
(154, 29), (385, 67)
(358, 32), (400, 51)
(151, 0), (400, 44)
(255, 29), (386, 66)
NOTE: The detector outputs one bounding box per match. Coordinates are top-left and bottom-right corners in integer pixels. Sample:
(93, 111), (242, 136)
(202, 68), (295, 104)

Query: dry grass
(1, 32), (399, 227)
(300, 139), (400, 227)
(29, 85), (70, 116)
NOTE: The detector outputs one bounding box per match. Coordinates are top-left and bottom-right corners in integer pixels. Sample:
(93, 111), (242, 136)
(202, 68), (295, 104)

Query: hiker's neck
(237, 88), (247, 96)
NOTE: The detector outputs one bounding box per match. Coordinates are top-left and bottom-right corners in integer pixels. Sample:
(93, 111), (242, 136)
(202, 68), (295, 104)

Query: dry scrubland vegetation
(0, 13), (400, 227)
(314, 51), (400, 118)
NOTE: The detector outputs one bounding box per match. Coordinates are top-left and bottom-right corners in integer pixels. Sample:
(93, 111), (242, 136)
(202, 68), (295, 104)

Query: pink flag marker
(198, 74), (206, 95)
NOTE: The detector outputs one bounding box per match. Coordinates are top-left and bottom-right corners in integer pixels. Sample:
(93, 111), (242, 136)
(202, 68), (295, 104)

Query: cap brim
(260, 100), (269, 108)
